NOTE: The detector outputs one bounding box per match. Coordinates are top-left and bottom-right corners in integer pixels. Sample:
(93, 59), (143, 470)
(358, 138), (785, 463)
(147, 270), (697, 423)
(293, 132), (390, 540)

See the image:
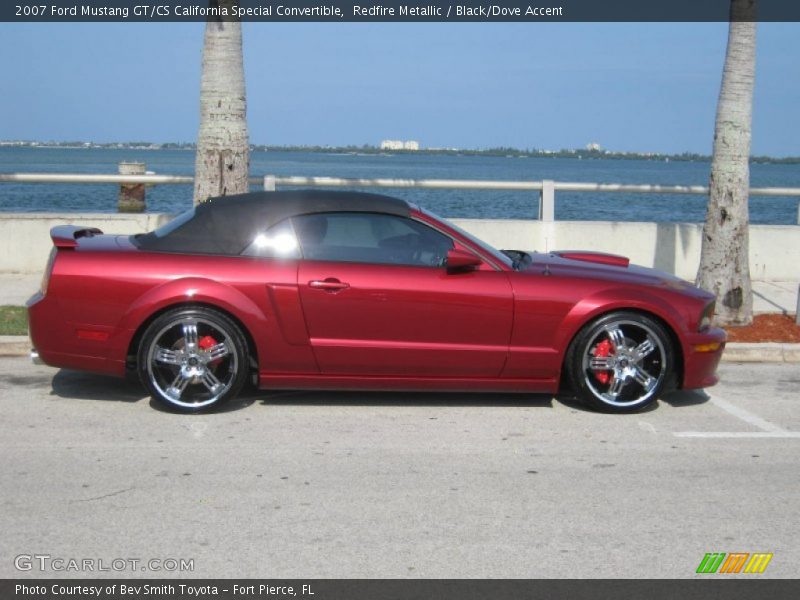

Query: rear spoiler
(50, 225), (103, 248)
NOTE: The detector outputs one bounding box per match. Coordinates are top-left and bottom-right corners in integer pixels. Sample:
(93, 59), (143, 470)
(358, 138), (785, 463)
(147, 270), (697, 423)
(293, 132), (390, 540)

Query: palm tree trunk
(696, 0), (757, 326)
(194, 0), (249, 204)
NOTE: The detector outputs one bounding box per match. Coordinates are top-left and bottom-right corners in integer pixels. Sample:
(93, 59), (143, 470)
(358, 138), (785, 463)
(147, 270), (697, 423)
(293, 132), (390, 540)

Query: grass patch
(0, 305), (28, 336)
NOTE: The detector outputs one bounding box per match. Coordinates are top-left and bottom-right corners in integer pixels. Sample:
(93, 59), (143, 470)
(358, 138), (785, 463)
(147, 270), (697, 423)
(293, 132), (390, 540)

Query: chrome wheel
(568, 312), (672, 412)
(139, 308), (248, 412)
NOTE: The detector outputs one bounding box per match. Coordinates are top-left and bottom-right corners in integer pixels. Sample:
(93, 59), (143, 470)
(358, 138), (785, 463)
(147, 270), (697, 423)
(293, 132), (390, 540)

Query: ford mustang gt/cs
(27, 190), (725, 413)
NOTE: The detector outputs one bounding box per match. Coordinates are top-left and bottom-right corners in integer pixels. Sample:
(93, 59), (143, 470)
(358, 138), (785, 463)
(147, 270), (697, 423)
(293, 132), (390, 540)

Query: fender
(553, 286), (691, 365)
(113, 277), (272, 361)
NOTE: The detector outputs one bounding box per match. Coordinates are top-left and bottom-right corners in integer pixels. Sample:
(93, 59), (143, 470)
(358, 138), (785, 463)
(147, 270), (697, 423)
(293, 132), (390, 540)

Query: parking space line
(638, 420), (657, 434)
(708, 397), (785, 432)
(673, 395), (798, 439)
(674, 431), (800, 439)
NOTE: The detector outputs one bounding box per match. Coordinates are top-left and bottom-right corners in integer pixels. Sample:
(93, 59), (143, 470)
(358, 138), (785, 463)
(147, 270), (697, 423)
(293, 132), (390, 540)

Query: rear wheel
(566, 311), (673, 413)
(138, 307), (249, 413)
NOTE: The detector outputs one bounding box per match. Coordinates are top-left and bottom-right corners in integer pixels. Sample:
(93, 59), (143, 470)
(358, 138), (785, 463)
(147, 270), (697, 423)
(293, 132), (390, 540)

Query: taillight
(41, 248), (57, 296)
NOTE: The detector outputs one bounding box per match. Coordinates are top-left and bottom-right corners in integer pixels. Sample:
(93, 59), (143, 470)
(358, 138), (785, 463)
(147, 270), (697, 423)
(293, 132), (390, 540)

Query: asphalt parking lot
(1, 357), (798, 579)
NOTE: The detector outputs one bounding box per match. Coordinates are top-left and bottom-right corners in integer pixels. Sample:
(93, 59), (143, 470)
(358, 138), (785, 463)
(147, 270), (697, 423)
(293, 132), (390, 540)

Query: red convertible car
(27, 190), (725, 413)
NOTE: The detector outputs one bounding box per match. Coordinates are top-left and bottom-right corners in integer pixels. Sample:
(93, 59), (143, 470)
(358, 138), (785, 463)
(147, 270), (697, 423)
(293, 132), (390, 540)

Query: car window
(241, 219), (301, 259)
(150, 207), (196, 238)
(420, 207), (514, 269)
(292, 212), (454, 267)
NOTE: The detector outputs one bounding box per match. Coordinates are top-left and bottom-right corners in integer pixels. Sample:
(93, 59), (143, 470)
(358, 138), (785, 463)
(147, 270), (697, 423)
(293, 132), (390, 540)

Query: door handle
(308, 278), (350, 292)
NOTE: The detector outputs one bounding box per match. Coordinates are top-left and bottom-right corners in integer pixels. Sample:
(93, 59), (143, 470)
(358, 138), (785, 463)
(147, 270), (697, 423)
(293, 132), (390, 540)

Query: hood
(513, 249), (701, 293)
(551, 250), (629, 268)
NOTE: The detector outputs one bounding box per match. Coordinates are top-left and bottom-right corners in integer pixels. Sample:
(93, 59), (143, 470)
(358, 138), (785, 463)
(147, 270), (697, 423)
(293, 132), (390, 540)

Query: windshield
(420, 208), (514, 269)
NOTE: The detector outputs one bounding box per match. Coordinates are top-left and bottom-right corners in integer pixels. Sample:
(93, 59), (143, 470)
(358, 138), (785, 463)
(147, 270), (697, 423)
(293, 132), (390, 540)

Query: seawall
(0, 213), (798, 282)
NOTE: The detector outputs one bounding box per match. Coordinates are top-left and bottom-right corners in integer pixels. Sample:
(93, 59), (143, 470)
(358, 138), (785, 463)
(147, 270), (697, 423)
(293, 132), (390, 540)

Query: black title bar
(4, 579), (800, 600)
(3, 0), (800, 22)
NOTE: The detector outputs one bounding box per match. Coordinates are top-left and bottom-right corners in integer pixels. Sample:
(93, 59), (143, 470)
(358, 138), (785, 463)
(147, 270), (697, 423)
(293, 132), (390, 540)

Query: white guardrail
(1, 170), (800, 222)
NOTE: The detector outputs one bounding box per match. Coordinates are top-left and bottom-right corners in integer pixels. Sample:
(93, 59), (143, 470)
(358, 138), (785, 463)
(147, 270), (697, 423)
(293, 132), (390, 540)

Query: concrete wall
(451, 219), (800, 281)
(0, 213), (172, 274)
(0, 213), (797, 282)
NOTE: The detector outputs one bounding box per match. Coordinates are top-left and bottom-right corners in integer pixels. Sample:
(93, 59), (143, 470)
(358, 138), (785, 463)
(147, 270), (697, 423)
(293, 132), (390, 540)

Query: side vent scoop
(553, 251), (630, 268)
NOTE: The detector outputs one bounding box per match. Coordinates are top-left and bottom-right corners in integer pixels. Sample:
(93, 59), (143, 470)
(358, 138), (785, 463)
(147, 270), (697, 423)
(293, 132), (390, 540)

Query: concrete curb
(0, 336), (30, 357)
(1, 336), (798, 363)
(721, 342), (800, 363)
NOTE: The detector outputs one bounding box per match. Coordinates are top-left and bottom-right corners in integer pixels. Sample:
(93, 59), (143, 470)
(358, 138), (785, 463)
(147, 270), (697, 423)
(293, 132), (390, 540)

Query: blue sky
(1, 22), (798, 155)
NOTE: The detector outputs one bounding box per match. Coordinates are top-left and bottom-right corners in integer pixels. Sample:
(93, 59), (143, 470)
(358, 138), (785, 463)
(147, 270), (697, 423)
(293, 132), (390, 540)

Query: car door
(293, 212), (514, 377)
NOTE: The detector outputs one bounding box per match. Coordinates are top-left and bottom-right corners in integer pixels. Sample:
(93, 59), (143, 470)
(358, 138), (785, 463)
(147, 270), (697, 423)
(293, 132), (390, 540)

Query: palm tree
(194, 0), (249, 204)
(696, 0), (757, 326)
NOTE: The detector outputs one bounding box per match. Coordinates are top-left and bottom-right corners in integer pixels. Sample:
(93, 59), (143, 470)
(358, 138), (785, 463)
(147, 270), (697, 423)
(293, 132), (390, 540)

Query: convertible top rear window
(151, 207), (196, 238)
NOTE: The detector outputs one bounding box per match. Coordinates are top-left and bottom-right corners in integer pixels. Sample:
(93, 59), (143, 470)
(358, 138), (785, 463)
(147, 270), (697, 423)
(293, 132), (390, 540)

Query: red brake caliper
(592, 339), (613, 385)
(198, 335), (221, 367)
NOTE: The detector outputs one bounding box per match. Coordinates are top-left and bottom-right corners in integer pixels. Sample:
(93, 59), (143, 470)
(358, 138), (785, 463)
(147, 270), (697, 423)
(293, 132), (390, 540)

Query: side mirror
(445, 248), (481, 272)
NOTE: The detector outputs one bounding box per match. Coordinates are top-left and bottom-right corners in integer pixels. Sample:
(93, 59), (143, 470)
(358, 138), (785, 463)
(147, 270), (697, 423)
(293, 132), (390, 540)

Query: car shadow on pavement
(252, 389), (557, 409)
(50, 369), (147, 403)
(253, 388), (712, 413)
(554, 388), (711, 413)
(147, 392), (260, 414)
(659, 388), (711, 408)
(46, 368), (712, 413)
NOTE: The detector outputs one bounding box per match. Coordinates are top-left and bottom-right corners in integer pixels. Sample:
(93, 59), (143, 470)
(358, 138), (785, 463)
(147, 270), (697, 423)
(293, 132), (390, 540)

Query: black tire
(137, 306), (250, 413)
(566, 311), (673, 413)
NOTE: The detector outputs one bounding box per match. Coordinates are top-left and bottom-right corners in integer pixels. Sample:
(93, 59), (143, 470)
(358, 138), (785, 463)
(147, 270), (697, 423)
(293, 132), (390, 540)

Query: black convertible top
(135, 190), (412, 255)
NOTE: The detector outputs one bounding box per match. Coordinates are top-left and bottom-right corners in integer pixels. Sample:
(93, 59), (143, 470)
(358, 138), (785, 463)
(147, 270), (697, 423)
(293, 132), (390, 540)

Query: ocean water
(1, 147), (799, 224)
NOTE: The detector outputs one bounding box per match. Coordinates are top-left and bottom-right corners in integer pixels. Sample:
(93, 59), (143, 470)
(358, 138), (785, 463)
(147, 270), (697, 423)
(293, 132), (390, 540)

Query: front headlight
(698, 301), (715, 331)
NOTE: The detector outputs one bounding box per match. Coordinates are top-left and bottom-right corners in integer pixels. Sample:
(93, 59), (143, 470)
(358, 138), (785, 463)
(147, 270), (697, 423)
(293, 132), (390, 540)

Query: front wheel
(566, 311), (673, 413)
(138, 307), (249, 413)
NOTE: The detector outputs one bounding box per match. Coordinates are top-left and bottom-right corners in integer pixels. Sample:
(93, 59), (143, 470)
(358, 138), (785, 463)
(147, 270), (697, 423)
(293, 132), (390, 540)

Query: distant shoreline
(1, 141), (798, 165)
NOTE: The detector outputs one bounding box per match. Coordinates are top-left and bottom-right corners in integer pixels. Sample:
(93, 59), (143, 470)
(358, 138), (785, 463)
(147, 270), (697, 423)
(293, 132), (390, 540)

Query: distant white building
(380, 140), (404, 150)
(380, 140), (403, 150)
(586, 142), (602, 151)
(380, 139), (420, 151)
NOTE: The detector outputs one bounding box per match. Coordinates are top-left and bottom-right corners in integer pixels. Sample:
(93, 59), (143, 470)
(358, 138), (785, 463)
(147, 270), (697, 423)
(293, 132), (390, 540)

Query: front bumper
(682, 326), (727, 389)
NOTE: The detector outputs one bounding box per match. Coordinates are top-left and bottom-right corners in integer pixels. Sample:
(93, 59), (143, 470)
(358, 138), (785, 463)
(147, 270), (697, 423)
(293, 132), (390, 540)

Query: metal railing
(0, 173), (194, 185)
(2, 167), (800, 223)
(262, 175), (800, 222)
